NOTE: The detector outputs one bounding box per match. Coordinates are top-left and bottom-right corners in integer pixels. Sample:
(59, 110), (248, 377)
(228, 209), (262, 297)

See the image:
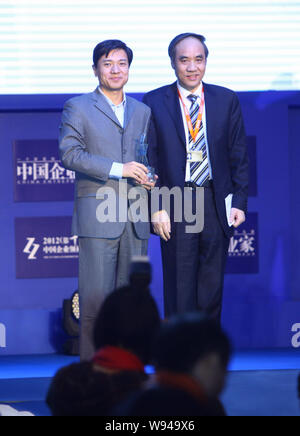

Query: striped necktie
(187, 94), (210, 186)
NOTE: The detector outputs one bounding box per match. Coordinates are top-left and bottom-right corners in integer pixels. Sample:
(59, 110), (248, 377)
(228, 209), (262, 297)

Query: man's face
(172, 37), (207, 92)
(93, 49), (129, 92)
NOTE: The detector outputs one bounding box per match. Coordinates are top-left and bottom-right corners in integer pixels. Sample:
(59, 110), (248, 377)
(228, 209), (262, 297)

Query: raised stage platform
(0, 350), (299, 416)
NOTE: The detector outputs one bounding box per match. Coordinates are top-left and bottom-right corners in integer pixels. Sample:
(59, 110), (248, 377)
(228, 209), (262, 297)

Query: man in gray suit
(59, 40), (153, 361)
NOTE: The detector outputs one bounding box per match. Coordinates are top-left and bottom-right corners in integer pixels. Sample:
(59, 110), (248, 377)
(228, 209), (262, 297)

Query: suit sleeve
(143, 95), (164, 218)
(143, 95), (160, 187)
(228, 93), (249, 213)
(59, 100), (114, 182)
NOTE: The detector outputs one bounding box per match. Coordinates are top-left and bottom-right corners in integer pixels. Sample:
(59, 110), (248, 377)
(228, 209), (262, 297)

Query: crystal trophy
(136, 133), (155, 183)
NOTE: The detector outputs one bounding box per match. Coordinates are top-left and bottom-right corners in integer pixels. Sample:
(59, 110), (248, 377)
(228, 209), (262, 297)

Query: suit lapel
(164, 82), (186, 149)
(92, 88), (122, 128)
(123, 96), (137, 130)
(202, 82), (214, 158)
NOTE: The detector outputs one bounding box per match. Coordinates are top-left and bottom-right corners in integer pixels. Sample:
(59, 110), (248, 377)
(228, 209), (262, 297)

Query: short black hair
(46, 362), (113, 416)
(93, 39), (133, 67)
(93, 286), (161, 365)
(153, 313), (231, 373)
(168, 33), (209, 63)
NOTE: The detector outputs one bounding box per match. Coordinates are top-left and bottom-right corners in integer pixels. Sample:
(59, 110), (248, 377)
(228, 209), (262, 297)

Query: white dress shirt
(177, 82), (213, 182)
(99, 87), (125, 179)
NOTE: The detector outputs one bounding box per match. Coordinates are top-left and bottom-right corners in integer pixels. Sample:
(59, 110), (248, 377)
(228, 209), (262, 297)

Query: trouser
(78, 221), (148, 361)
(161, 185), (229, 322)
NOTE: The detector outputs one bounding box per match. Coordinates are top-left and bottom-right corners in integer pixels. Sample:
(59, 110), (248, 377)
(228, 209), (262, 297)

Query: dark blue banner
(15, 216), (78, 278)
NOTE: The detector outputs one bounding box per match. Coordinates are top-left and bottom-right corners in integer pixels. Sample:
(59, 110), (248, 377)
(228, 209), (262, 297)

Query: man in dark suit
(143, 33), (248, 321)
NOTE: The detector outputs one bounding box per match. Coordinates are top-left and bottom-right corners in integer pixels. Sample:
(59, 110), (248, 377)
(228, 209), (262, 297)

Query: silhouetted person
(47, 263), (161, 416)
(91, 283), (161, 410)
(46, 361), (113, 416)
(116, 312), (231, 416)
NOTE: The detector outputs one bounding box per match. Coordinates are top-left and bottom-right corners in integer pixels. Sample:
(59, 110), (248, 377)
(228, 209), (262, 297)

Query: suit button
(119, 129), (123, 134)
(123, 149), (127, 154)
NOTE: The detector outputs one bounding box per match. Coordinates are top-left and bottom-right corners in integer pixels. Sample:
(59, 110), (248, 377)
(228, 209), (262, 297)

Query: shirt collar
(177, 81), (203, 100)
(98, 86), (126, 108)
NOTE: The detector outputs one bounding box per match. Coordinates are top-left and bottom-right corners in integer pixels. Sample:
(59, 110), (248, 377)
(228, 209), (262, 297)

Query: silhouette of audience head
(93, 285), (161, 366)
(153, 312), (231, 398)
(46, 361), (113, 416)
(47, 260), (161, 416)
(114, 312), (232, 416)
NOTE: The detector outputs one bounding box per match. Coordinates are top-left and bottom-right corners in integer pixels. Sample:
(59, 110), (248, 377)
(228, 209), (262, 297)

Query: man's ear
(92, 65), (97, 76)
(203, 353), (219, 368)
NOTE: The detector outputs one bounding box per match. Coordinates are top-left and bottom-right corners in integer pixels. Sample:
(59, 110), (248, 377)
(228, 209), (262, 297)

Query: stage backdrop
(1, 0), (300, 356)
(0, 91), (300, 354)
(0, 92), (300, 354)
(1, 0), (300, 94)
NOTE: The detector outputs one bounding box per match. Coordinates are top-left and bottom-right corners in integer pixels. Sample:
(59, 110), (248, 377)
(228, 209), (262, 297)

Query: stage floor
(0, 349), (299, 416)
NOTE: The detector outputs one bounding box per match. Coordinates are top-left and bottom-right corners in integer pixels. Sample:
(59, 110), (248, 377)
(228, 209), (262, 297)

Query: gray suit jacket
(59, 88), (151, 240)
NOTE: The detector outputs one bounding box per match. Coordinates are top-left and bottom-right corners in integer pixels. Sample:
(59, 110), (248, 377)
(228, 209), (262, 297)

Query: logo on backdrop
(23, 237), (40, 260)
(13, 139), (75, 202)
(0, 323), (6, 348)
(229, 229), (255, 257)
(22, 236), (79, 261)
(15, 217), (78, 278)
(291, 323), (300, 348)
(226, 212), (258, 274)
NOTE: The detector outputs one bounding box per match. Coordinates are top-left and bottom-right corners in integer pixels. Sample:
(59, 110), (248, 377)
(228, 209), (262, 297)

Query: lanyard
(178, 88), (205, 143)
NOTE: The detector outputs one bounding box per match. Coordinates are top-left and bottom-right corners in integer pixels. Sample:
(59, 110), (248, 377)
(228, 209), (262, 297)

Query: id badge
(187, 151), (203, 163)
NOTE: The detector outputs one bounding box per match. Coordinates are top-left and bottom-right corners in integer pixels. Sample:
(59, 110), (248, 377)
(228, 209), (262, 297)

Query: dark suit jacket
(143, 82), (248, 238)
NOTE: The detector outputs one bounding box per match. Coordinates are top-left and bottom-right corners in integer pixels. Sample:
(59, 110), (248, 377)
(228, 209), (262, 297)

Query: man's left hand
(230, 208), (246, 228)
